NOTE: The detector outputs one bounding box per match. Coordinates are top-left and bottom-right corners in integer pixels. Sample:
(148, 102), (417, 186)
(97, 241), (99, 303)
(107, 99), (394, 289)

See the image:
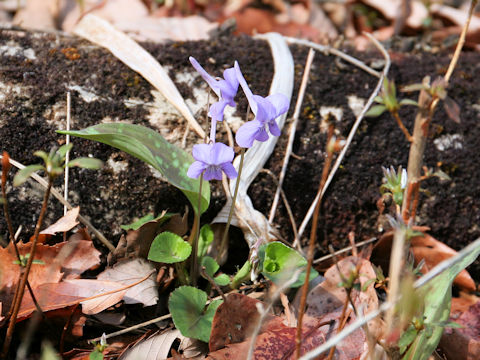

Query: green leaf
(67, 157), (103, 169)
(33, 151), (49, 164)
(399, 98), (419, 107)
(403, 238), (480, 360)
(198, 224), (214, 258)
(214, 274), (230, 286)
(201, 256), (219, 278)
(259, 242), (319, 288)
(231, 260), (252, 289)
(365, 105), (387, 117)
(398, 326), (418, 354)
(58, 123), (210, 214)
(148, 231), (192, 264)
(57, 143), (73, 158)
(89, 350), (104, 360)
(13, 164), (44, 186)
(120, 212), (174, 231)
(169, 286), (222, 342)
(40, 342), (61, 360)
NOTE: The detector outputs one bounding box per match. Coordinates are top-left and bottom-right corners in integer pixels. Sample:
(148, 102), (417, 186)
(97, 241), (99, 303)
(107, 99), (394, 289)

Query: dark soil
(1, 28), (480, 280)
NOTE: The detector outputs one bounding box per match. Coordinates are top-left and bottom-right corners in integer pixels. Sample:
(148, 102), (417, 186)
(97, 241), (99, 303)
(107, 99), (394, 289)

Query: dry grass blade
(73, 14), (205, 139)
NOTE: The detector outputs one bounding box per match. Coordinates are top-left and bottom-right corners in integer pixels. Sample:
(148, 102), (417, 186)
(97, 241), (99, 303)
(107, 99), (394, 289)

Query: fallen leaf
(301, 256), (382, 338)
(108, 212), (186, 263)
(120, 329), (182, 360)
(209, 293), (272, 352)
(371, 231), (475, 292)
(411, 233), (475, 291)
(19, 280), (126, 317)
(60, 239), (102, 279)
(97, 258), (158, 306)
(12, 0), (56, 30)
(40, 207), (80, 235)
(440, 300), (480, 360)
(360, 0), (428, 29)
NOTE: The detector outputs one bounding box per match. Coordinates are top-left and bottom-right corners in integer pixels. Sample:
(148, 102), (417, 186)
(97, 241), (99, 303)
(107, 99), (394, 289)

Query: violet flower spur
(187, 142), (238, 181)
(234, 61), (289, 148)
(189, 57), (239, 140)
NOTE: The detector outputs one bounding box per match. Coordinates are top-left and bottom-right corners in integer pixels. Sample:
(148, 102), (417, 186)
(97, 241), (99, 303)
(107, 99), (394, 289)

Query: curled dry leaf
(120, 329), (183, 360)
(411, 233), (475, 291)
(40, 206), (80, 235)
(97, 258), (158, 306)
(108, 213), (187, 263)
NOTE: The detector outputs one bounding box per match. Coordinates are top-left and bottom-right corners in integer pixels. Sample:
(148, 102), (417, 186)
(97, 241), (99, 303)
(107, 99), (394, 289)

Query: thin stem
(200, 266), (226, 302)
(1, 157), (44, 321)
(218, 148), (245, 263)
(190, 174), (203, 287)
(295, 125), (335, 359)
(3, 178), (53, 358)
(444, 0), (477, 85)
(392, 110), (413, 142)
(384, 226), (407, 338)
(269, 49), (315, 224)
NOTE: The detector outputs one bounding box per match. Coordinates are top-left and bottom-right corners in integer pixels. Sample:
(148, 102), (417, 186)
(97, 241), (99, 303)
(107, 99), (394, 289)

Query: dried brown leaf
(40, 207), (80, 235)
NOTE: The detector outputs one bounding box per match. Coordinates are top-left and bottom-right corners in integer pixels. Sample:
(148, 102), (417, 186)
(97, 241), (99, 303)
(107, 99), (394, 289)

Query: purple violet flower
(189, 57), (239, 124)
(187, 142), (238, 181)
(234, 61), (289, 148)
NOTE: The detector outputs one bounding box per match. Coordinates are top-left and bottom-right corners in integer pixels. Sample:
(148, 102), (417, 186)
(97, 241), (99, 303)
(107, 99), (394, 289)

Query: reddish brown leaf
(208, 309), (366, 359)
(108, 213), (187, 263)
(372, 231), (475, 291)
(40, 207), (80, 235)
(209, 293), (274, 352)
(411, 233), (475, 291)
(440, 300), (480, 360)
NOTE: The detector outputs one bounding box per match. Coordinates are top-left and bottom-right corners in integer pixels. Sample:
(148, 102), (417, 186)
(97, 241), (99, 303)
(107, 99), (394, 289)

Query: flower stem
(2, 178), (52, 358)
(392, 110), (413, 142)
(190, 174), (203, 286)
(218, 148), (245, 263)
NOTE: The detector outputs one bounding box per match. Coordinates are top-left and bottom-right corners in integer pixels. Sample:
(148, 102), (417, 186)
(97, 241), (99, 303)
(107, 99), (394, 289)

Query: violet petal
(187, 161), (208, 179)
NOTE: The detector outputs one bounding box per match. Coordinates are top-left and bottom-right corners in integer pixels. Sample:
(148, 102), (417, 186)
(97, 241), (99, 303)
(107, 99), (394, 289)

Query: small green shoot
(148, 231), (192, 264)
(13, 144), (102, 186)
(89, 333), (107, 360)
(168, 286), (222, 342)
(258, 242), (319, 288)
(381, 166), (407, 206)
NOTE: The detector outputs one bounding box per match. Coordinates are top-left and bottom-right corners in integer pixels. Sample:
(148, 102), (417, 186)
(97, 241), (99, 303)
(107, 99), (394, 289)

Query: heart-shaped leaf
(169, 286), (222, 342)
(259, 242), (318, 288)
(148, 232), (191, 264)
(58, 123), (210, 214)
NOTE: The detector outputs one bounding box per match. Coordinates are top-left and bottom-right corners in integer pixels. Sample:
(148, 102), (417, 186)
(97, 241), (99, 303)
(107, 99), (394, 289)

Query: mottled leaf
(169, 286), (222, 343)
(58, 123), (210, 214)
